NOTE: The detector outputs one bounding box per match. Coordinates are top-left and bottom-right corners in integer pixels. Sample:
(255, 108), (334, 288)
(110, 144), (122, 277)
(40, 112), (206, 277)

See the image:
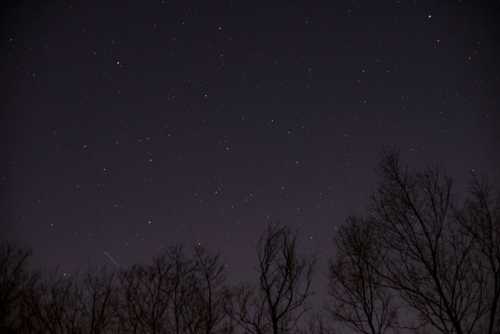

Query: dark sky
(1, 0), (499, 291)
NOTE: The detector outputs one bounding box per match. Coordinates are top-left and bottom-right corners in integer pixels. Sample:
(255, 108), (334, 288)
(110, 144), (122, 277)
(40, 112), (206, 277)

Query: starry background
(1, 0), (499, 296)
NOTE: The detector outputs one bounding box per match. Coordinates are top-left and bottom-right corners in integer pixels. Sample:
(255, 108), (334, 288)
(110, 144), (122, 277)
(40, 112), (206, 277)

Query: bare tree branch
(227, 223), (315, 334)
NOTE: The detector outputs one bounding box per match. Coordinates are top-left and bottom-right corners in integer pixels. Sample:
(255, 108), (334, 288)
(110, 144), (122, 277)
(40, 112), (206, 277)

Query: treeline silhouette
(1, 152), (499, 334)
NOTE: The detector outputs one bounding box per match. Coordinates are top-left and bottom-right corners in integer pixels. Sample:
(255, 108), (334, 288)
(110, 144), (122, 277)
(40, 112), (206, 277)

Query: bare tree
(117, 253), (175, 334)
(354, 151), (499, 334)
(226, 282), (267, 334)
(23, 272), (84, 334)
(328, 217), (399, 334)
(117, 245), (232, 334)
(0, 242), (38, 333)
(188, 245), (232, 334)
(228, 224), (315, 334)
(166, 246), (195, 334)
(455, 176), (500, 334)
(79, 268), (119, 334)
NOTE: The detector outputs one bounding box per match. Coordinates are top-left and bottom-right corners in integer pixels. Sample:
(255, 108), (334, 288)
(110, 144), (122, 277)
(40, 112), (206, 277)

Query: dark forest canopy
(1, 152), (499, 334)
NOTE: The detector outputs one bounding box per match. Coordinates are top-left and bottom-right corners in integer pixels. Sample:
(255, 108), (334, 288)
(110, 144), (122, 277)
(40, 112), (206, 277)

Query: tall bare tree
(166, 246), (195, 334)
(117, 253), (176, 334)
(328, 217), (399, 334)
(189, 245), (232, 334)
(117, 245), (232, 334)
(80, 268), (119, 334)
(23, 272), (84, 334)
(455, 176), (500, 334)
(227, 283), (269, 334)
(0, 242), (38, 333)
(228, 224), (315, 334)
(342, 151), (500, 334)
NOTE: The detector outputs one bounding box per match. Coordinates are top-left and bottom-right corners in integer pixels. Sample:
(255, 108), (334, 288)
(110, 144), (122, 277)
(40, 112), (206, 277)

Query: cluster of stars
(1, 1), (495, 290)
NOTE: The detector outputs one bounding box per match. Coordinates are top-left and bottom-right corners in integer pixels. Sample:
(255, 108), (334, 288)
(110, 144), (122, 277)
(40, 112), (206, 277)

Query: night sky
(1, 0), (499, 292)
